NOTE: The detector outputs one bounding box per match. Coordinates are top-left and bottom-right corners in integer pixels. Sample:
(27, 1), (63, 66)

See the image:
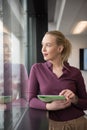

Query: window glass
(0, 0), (28, 129)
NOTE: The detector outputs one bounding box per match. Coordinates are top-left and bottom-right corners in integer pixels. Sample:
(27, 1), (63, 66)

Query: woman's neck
(49, 59), (63, 78)
(49, 58), (63, 68)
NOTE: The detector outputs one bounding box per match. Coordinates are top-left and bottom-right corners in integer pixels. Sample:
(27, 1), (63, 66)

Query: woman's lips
(43, 53), (48, 57)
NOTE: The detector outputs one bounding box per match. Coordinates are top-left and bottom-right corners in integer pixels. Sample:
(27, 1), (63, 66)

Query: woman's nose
(41, 46), (46, 52)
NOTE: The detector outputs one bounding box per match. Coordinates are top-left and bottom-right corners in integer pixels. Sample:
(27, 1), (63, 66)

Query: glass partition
(0, 0), (28, 129)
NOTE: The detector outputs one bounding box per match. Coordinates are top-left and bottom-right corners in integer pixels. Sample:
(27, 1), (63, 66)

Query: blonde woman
(29, 30), (87, 130)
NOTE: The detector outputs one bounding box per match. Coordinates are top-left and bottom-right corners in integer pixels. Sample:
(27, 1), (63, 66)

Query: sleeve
(74, 70), (87, 110)
(6, 64), (28, 110)
(28, 64), (46, 110)
(20, 64), (28, 101)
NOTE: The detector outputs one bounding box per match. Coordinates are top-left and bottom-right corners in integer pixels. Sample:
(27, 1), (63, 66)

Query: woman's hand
(46, 99), (71, 110)
(46, 89), (78, 111)
(59, 89), (78, 104)
(0, 104), (7, 111)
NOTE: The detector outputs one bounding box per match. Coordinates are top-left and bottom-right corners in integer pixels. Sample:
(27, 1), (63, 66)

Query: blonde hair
(46, 30), (72, 64)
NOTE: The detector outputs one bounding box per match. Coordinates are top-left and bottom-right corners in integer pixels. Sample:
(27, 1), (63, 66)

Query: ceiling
(48, 0), (87, 35)
(0, 0), (87, 36)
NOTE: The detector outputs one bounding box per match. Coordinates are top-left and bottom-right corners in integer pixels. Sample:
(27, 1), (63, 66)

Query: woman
(0, 33), (28, 110)
(28, 30), (87, 130)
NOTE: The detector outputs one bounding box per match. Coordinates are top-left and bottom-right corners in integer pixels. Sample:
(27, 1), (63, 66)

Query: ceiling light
(72, 21), (87, 34)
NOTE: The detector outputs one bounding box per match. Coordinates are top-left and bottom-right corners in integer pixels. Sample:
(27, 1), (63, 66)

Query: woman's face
(41, 34), (62, 61)
(3, 35), (11, 63)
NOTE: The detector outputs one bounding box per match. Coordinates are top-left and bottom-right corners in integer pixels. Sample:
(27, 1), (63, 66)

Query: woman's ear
(57, 45), (64, 53)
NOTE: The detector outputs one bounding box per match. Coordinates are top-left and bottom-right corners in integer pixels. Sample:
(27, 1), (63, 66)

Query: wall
(67, 35), (87, 90)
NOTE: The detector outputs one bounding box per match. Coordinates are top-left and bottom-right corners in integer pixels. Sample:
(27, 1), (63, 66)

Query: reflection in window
(0, 0), (28, 129)
(11, 33), (20, 64)
(0, 10), (4, 97)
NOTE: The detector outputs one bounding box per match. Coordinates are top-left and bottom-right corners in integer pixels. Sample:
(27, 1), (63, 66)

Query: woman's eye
(46, 43), (51, 47)
(41, 43), (53, 47)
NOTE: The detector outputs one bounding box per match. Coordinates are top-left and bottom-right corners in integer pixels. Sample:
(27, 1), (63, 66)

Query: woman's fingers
(59, 89), (75, 99)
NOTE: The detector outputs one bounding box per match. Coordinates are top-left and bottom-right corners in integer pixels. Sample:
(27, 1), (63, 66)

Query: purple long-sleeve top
(28, 61), (87, 121)
(0, 63), (28, 109)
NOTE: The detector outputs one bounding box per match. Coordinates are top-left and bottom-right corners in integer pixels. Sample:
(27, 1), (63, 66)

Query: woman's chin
(43, 57), (48, 61)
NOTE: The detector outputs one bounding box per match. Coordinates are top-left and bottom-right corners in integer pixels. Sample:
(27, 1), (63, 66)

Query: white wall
(67, 35), (87, 90)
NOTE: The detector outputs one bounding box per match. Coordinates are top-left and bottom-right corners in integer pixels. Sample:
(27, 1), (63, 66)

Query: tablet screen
(37, 95), (66, 102)
(0, 96), (12, 103)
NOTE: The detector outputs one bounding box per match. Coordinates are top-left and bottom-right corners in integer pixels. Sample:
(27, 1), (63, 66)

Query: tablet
(37, 95), (66, 102)
(0, 95), (12, 104)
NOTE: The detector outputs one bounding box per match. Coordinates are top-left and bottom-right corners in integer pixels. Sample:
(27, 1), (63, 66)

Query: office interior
(0, 0), (86, 84)
(0, 0), (87, 129)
